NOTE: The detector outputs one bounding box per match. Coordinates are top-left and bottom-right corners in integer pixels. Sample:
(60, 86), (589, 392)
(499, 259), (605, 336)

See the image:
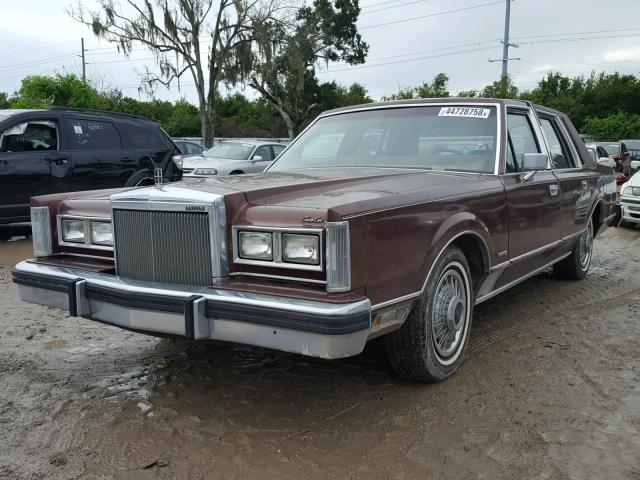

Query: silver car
(182, 141), (286, 177)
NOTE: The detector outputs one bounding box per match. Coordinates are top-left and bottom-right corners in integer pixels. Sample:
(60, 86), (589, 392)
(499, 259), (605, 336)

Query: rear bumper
(12, 261), (371, 359)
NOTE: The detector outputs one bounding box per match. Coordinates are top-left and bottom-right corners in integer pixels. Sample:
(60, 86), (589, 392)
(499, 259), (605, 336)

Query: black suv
(0, 108), (183, 224)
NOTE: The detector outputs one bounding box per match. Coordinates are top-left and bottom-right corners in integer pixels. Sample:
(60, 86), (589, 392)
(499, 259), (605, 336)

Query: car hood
(178, 167), (501, 217)
(625, 171), (640, 187)
(183, 156), (247, 168)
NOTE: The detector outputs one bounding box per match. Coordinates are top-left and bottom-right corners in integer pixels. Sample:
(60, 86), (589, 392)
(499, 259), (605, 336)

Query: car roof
(217, 140), (284, 147)
(321, 97), (544, 117)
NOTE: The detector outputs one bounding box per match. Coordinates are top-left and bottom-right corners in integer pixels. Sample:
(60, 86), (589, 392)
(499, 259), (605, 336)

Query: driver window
(506, 112), (540, 172)
(253, 146), (272, 161)
(0, 120), (59, 153)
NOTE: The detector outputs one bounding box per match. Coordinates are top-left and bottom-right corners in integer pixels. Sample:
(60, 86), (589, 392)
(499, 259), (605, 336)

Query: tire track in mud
(467, 233), (640, 357)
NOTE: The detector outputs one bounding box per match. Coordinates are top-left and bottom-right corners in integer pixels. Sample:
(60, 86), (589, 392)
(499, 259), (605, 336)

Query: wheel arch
(422, 214), (493, 295)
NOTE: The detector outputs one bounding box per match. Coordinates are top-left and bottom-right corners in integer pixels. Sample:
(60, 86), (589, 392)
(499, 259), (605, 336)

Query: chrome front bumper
(621, 198), (640, 224)
(12, 261), (371, 359)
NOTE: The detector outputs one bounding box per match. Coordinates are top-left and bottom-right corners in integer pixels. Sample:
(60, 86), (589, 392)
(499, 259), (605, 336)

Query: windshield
(599, 143), (620, 155)
(269, 106), (498, 174)
(205, 142), (254, 160)
(622, 140), (640, 149)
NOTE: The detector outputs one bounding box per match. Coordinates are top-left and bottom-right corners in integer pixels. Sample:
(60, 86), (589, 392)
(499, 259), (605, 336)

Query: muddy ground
(0, 225), (639, 480)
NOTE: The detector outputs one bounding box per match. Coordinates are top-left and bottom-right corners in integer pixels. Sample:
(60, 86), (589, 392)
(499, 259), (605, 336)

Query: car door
(501, 107), (562, 262)
(248, 145), (274, 172)
(66, 117), (128, 191)
(0, 116), (70, 221)
(538, 113), (589, 239)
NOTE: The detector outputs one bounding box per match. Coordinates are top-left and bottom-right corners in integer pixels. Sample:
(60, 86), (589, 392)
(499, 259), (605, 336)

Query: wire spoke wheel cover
(579, 219), (594, 269)
(430, 262), (470, 363)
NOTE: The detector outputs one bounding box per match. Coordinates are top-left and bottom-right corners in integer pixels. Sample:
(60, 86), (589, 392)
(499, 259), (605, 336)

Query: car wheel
(125, 170), (155, 187)
(385, 246), (473, 382)
(553, 218), (594, 280)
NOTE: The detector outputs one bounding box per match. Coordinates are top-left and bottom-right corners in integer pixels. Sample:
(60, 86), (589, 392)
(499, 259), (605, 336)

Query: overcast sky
(1, 0), (639, 103)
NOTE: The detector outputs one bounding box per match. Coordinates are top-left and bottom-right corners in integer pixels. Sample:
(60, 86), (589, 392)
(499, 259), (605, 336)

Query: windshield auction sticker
(438, 107), (491, 119)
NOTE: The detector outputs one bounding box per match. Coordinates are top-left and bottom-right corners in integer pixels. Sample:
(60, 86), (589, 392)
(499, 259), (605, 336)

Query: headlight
(282, 234), (319, 265)
(194, 168), (218, 175)
(238, 231), (273, 260)
(61, 219), (85, 243)
(91, 221), (113, 246)
(633, 187), (640, 196)
(172, 154), (183, 169)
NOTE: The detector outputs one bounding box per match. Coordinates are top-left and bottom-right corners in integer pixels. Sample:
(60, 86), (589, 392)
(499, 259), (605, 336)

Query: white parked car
(620, 160), (640, 227)
(182, 141), (286, 177)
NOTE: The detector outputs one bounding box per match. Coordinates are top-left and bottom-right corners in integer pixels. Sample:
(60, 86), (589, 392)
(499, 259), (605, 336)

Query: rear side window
(120, 123), (167, 149)
(506, 112), (540, 172)
(540, 117), (576, 169)
(68, 119), (120, 149)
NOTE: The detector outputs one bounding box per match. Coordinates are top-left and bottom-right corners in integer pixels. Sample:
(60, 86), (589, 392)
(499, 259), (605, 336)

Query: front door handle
(549, 184), (559, 196)
(582, 179), (589, 190)
(45, 156), (68, 165)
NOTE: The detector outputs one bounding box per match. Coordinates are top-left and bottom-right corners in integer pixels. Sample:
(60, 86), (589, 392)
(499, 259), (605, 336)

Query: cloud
(604, 48), (640, 63)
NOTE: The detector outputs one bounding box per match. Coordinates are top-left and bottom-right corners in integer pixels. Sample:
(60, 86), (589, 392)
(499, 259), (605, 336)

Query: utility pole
(500, 0), (511, 77)
(489, 0), (520, 77)
(81, 37), (86, 83)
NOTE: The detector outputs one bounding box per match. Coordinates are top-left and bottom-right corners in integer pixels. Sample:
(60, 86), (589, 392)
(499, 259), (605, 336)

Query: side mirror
(631, 160), (640, 170)
(252, 155), (263, 161)
(521, 153), (548, 181)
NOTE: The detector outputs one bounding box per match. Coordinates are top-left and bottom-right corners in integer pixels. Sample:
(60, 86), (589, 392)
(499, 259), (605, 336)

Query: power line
(359, 1), (504, 29)
(361, 0), (432, 15)
(318, 45), (499, 74)
(0, 52), (78, 72)
(512, 27), (640, 40)
(330, 38), (500, 66)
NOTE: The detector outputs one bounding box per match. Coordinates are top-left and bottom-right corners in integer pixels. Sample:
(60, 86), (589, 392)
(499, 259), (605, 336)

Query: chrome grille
(113, 209), (212, 286)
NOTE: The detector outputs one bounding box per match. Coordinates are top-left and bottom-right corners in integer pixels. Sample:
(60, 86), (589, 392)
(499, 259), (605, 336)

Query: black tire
(385, 246), (473, 383)
(553, 217), (594, 280)
(125, 170), (154, 187)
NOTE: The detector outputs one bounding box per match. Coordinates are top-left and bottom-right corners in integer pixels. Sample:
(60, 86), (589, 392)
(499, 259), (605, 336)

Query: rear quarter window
(68, 119), (121, 150)
(119, 123), (168, 149)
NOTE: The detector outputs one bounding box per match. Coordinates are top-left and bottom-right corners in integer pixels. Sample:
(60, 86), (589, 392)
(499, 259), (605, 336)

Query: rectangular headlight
(282, 234), (320, 265)
(90, 221), (113, 246)
(238, 231), (273, 261)
(61, 219), (86, 243)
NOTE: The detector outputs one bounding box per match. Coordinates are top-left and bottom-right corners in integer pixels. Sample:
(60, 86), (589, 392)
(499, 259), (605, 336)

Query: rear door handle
(549, 184), (559, 196)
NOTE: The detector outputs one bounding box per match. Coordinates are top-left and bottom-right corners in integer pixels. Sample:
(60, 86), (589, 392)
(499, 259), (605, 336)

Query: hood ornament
(154, 168), (163, 186)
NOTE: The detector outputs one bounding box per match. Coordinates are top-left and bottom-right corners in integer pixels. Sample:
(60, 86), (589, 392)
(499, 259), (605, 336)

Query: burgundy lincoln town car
(12, 99), (621, 382)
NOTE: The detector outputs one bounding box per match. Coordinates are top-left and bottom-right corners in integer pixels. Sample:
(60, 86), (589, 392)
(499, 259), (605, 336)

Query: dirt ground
(0, 225), (639, 480)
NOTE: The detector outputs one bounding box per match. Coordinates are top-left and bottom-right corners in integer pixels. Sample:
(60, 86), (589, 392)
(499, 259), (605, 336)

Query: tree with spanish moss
(248, 0), (368, 139)
(68, 0), (282, 147)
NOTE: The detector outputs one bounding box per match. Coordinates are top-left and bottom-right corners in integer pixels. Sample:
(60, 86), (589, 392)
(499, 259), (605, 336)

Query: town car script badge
(302, 216), (324, 224)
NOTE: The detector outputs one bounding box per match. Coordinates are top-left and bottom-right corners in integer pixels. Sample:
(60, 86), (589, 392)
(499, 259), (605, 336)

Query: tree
(581, 113), (640, 141)
(382, 73), (450, 101)
(0, 92), (11, 109)
(248, 0), (368, 138)
(481, 75), (518, 99)
(69, 0), (279, 147)
(11, 74), (103, 108)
